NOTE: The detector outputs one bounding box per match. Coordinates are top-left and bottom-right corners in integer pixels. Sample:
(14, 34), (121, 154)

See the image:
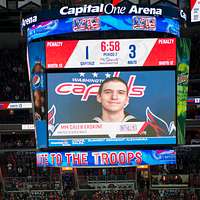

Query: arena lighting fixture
(62, 167), (73, 171)
(136, 165), (149, 169)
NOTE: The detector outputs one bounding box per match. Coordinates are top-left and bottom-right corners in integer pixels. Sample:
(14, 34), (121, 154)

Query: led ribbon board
(27, 15), (180, 42)
(37, 149), (176, 168)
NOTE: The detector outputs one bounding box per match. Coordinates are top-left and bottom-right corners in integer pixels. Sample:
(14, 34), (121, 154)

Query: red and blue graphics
(190, 0), (200, 22)
(46, 38), (176, 68)
(31, 73), (45, 91)
(27, 15), (180, 42)
(36, 149), (176, 168)
(187, 97), (200, 104)
(0, 102), (32, 110)
(27, 42), (47, 148)
(48, 70), (176, 147)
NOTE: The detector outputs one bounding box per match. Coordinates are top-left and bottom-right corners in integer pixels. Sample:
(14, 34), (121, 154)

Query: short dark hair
(98, 77), (128, 95)
(32, 63), (44, 73)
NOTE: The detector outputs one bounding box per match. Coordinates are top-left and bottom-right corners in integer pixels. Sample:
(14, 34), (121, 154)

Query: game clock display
(45, 38), (176, 69)
(100, 41), (121, 52)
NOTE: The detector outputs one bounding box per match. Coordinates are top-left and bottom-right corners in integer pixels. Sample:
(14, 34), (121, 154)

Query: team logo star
(79, 73), (85, 77)
(105, 73), (111, 78)
(92, 72), (98, 78)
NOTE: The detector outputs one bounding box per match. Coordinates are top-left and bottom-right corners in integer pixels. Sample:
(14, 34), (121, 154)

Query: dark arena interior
(1, 0), (200, 199)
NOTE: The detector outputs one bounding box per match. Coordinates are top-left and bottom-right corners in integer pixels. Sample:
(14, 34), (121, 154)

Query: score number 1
(86, 46), (89, 60)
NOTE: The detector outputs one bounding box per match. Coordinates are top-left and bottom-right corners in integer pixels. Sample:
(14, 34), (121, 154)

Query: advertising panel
(28, 41), (48, 148)
(46, 38), (176, 68)
(28, 41), (46, 121)
(27, 15), (180, 42)
(0, 102), (32, 110)
(177, 38), (191, 144)
(37, 149), (176, 168)
(188, 97), (200, 104)
(48, 70), (176, 147)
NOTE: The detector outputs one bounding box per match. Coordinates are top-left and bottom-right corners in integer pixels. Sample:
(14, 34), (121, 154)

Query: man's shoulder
(92, 116), (103, 123)
(92, 114), (139, 123)
(124, 113), (138, 122)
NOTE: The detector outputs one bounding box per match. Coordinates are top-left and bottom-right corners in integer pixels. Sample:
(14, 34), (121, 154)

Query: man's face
(97, 80), (129, 113)
(34, 64), (42, 73)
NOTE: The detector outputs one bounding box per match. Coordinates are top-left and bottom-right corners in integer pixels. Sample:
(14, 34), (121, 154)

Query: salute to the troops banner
(37, 149), (176, 167)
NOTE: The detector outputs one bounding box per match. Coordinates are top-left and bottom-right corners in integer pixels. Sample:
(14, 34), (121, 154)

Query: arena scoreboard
(28, 38), (180, 148)
(23, 1), (191, 167)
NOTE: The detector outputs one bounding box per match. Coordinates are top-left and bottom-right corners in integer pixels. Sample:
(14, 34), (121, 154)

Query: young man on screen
(93, 77), (137, 123)
(92, 77), (173, 137)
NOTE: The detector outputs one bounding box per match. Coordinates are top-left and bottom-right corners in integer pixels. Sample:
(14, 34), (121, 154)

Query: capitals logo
(55, 72), (146, 101)
(145, 107), (176, 136)
(137, 106), (176, 136)
(48, 105), (59, 135)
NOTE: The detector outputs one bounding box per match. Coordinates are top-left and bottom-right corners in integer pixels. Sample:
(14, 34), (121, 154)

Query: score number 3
(129, 44), (136, 59)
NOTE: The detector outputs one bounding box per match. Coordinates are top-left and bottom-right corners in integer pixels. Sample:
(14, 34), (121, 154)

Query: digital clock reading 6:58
(101, 41), (120, 52)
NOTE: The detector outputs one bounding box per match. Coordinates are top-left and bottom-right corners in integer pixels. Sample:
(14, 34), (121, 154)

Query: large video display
(48, 70), (176, 147)
(27, 38), (191, 148)
(24, 0), (190, 150)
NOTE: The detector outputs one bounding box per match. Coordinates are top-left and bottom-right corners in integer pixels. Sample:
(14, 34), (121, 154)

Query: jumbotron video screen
(28, 38), (178, 147)
(47, 70), (176, 147)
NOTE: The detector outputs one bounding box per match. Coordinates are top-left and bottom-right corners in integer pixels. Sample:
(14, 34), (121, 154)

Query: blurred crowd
(77, 167), (136, 178)
(0, 110), (33, 124)
(79, 190), (146, 200)
(189, 33), (200, 78)
(187, 104), (200, 120)
(0, 132), (35, 149)
(186, 128), (200, 145)
(0, 49), (30, 101)
(4, 191), (72, 200)
(2, 189), (199, 200)
(1, 152), (61, 192)
(3, 189), (200, 200)
(150, 190), (198, 200)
